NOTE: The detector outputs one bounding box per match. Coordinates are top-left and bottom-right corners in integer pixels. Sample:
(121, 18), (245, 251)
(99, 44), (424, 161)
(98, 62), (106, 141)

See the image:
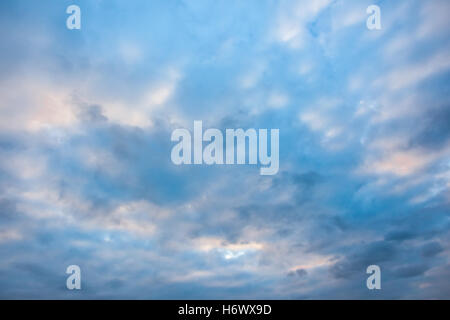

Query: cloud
(0, 0), (449, 299)
(421, 242), (444, 258)
(271, 0), (331, 48)
(375, 50), (450, 91)
(393, 264), (430, 279)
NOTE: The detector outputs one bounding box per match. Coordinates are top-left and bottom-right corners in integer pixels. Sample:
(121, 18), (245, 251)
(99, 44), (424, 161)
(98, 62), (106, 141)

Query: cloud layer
(0, 0), (449, 299)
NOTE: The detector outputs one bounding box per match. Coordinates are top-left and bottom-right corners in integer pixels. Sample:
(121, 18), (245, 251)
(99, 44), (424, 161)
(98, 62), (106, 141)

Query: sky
(0, 0), (449, 299)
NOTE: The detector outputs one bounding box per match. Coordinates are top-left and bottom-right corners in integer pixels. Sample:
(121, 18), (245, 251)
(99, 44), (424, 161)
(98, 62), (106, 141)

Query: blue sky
(0, 0), (449, 299)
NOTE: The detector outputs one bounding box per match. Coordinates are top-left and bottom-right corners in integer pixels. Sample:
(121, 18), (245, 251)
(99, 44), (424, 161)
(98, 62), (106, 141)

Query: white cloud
(272, 0), (331, 49)
(375, 50), (450, 91)
(0, 229), (22, 243)
(417, 0), (450, 39)
(358, 144), (450, 177)
(118, 41), (143, 65)
(267, 91), (289, 109)
(0, 78), (77, 131)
